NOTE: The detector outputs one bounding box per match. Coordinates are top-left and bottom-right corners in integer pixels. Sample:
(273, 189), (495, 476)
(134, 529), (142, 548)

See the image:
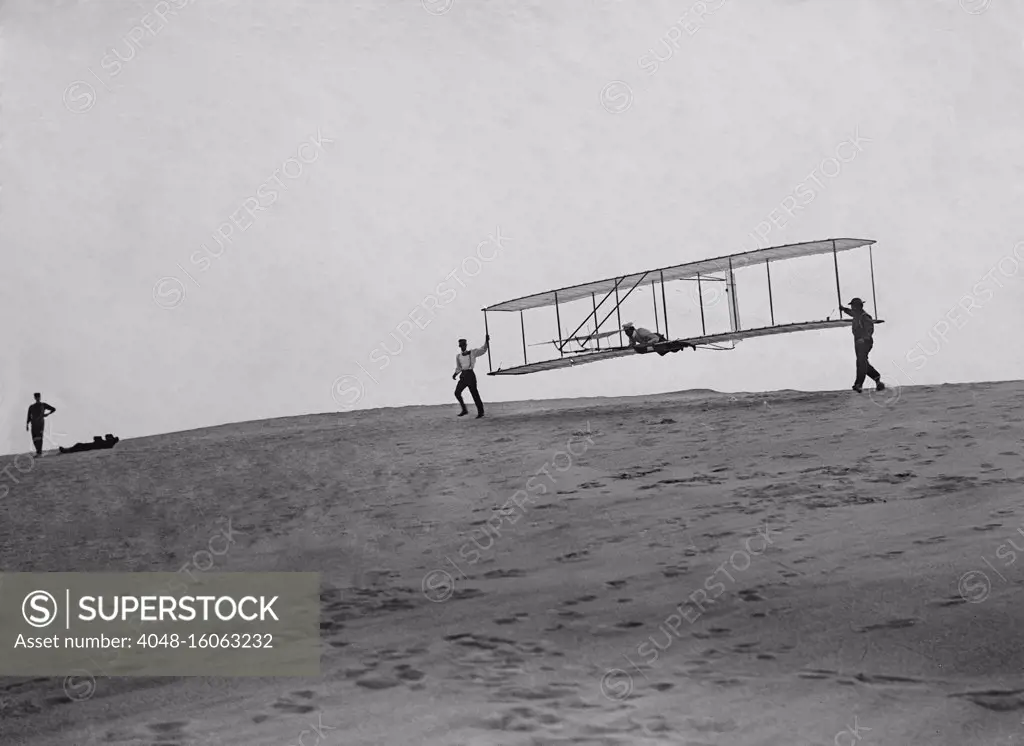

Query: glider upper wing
(483, 238), (875, 313)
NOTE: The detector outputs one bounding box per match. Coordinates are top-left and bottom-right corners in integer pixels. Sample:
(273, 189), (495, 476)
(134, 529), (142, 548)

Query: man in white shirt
(452, 335), (489, 417)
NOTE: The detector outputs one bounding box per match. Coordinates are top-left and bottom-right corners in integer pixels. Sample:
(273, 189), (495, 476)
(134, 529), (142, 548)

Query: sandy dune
(2, 382), (1024, 745)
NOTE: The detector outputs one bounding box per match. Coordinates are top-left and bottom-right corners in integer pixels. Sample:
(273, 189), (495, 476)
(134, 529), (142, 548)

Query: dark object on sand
(59, 434), (119, 454)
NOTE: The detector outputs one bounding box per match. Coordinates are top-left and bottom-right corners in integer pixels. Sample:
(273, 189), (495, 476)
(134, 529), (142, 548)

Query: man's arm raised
(472, 335), (490, 358)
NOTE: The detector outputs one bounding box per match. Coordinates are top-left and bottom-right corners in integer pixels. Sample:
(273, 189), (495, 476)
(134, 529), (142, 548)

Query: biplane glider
(478, 238), (884, 375)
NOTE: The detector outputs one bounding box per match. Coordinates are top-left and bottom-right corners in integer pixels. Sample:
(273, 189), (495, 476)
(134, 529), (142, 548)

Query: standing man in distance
(839, 297), (885, 393)
(453, 335), (489, 418)
(26, 393), (56, 457)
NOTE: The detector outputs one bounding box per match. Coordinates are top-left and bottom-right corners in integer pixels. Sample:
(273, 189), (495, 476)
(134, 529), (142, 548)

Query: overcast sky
(3, 0), (1023, 454)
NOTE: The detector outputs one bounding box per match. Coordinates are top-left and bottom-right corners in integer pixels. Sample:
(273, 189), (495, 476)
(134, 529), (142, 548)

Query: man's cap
(458, 338), (467, 344)
(849, 297), (864, 306)
(622, 322), (634, 329)
(33, 392), (40, 397)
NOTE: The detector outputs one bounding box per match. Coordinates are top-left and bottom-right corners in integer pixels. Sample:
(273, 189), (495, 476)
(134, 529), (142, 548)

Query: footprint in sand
(492, 682), (581, 704)
(493, 612), (529, 625)
(866, 471), (916, 484)
(703, 530), (735, 539)
(953, 688), (1024, 711)
(599, 616), (641, 631)
(693, 628), (731, 639)
(661, 564), (690, 578)
(855, 618), (918, 632)
(853, 672), (924, 685)
(477, 705), (562, 732)
(555, 550), (589, 563)
(614, 468), (663, 480)
(562, 594), (598, 608)
(344, 666), (376, 678)
(145, 721), (193, 744)
(350, 650), (427, 690)
(931, 594), (967, 607)
(798, 668), (835, 680)
(251, 691), (320, 723)
(683, 715), (739, 733)
(443, 632), (556, 688)
(913, 535), (947, 546)
(973, 523), (1003, 532)
(355, 675), (404, 690)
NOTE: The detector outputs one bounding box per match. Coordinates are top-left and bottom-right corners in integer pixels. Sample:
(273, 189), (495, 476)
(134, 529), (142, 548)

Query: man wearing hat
(622, 322), (694, 355)
(839, 298), (885, 393)
(452, 335), (489, 417)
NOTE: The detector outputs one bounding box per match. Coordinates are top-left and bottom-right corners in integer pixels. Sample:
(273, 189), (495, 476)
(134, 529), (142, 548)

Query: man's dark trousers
(455, 370), (484, 416)
(31, 426), (44, 455)
(854, 338), (881, 389)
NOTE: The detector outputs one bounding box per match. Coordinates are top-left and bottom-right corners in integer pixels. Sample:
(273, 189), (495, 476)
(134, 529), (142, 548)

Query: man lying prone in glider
(622, 322), (696, 355)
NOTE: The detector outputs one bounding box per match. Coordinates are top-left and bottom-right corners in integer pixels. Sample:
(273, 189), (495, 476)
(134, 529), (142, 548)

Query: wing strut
(727, 257), (740, 333)
(651, 281), (659, 333)
(520, 310), (527, 364)
(869, 244), (878, 318)
(558, 277), (624, 353)
(614, 284), (623, 346)
(560, 272), (650, 353)
(660, 270), (669, 339)
(554, 290), (563, 358)
(832, 239), (842, 311)
(697, 273), (706, 335)
(484, 310), (492, 373)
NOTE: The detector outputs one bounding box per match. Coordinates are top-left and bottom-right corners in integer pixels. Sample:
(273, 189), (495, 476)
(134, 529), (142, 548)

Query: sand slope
(2, 382), (1024, 745)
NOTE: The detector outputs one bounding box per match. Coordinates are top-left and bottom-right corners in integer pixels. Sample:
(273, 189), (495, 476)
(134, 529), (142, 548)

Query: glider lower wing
(529, 330), (621, 348)
(488, 319), (878, 375)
